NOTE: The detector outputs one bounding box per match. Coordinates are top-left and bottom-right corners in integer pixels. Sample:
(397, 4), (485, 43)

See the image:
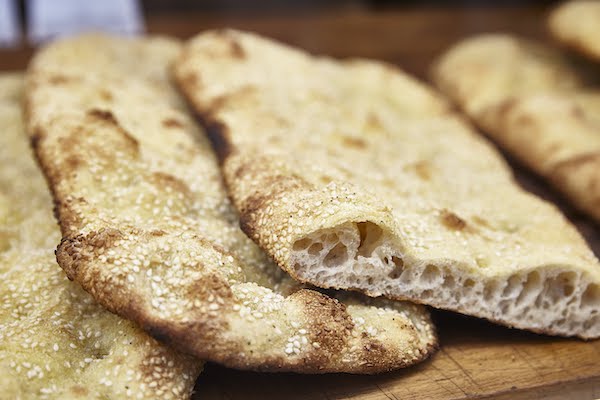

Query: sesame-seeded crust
(549, 1), (600, 63)
(431, 34), (600, 223)
(25, 34), (437, 373)
(174, 30), (600, 339)
(0, 73), (201, 400)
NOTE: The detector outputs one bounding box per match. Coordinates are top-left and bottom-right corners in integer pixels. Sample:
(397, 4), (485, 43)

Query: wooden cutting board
(193, 312), (600, 400)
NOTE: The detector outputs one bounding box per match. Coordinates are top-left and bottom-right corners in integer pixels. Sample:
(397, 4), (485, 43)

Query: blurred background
(0, 0), (562, 78)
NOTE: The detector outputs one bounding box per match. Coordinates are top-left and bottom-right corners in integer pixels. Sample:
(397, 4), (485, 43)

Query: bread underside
(175, 29), (600, 339)
(0, 73), (201, 400)
(26, 34), (436, 374)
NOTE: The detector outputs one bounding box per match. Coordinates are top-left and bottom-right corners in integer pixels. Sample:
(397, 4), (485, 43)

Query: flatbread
(549, 0), (600, 62)
(431, 34), (600, 222)
(0, 73), (201, 399)
(26, 34), (436, 373)
(174, 29), (600, 338)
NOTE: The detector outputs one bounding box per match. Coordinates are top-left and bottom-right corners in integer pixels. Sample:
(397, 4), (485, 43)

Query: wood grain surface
(2, 3), (599, 399)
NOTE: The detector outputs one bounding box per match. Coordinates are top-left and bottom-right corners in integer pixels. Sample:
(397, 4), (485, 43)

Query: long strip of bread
(549, 0), (600, 62)
(26, 34), (436, 373)
(175, 29), (600, 338)
(431, 34), (600, 222)
(0, 73), (201, 399)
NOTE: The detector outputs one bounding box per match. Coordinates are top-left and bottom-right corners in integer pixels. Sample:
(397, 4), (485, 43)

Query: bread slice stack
(24, 33), (436, 377)
(2, 4), (599, 396)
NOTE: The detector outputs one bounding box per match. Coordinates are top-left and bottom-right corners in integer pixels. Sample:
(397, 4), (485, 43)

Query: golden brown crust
(175, 29), (600, 338)
(0, 73), (201, 400)
(26, 34), (437, 373)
